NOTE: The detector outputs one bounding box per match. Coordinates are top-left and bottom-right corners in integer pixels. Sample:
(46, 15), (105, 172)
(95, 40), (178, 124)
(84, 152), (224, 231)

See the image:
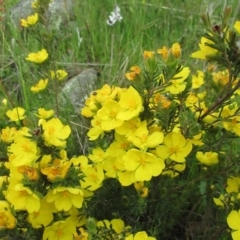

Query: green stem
(198, 79), (240, 122)
(17, 58), (29, 110)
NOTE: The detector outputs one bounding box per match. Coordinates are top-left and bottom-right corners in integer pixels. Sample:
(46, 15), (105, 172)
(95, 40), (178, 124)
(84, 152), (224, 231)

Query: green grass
(2, 0), (240, 87)
(2, 0), (240, 127)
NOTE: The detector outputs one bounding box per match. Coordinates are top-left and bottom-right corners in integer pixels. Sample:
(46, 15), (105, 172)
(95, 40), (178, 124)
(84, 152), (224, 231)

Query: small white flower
(107, 5), (123, 26)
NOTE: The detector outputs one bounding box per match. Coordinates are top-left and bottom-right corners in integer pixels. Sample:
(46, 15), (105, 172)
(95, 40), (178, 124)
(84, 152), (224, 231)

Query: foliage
(1, 0), (240, 239)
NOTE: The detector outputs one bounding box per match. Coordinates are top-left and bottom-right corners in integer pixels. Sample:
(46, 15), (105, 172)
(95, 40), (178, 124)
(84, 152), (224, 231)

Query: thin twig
(74, 127), (86, 154)
(198, 80), (240, 122)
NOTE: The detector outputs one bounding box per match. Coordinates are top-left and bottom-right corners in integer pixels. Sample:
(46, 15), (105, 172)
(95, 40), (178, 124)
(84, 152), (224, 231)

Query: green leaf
(86, 217), (97, 234)
(199, 181), (207, 195)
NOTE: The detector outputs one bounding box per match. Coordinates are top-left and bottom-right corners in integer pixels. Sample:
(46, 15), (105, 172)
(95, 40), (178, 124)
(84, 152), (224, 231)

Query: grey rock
(60, 68), (98, 113)
(9, 0), (75, 29)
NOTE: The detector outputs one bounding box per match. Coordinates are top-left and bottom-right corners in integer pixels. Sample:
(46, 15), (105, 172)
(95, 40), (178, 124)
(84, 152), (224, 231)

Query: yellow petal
(227, 210), (240, 230)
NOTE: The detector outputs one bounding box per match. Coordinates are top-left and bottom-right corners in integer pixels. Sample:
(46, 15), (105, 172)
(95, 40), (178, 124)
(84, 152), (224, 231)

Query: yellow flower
(81, 97), (98, 118)
(6, 107), (25, 122)
(134, 181), (144, 192)
(70, 155), (90, 172)
(226, 177), (240, 199)
(1, 127), (17, 143)
(213, 194), (225, 207)
(97, 218), (125, 234)
(118, 170), (137, 186)
(222, 116), (240, 136)
(123, 149), (165, 181)
(165, 67), (190, 94)
(234, 21), (240, 33)
(50, 70), (68, 81)
(185, 92), (199, 109)
(94, 84), (119, 103)
(171, 43), (181, 58)
(87, 115), (104, 140)
(151, 93), (171, 109)
(162, 159), (186, 178)
(140, 187), (149, 198)
(10, 127), (31, 142)
(5, 184), (40, 213)
(196, 151), (218, 166)
(143, 50), (155, 59)
(17, 165), (39, 181)
(43, 219), (76, 240)
(127, 120), (164, 150)
(73, 228), (89, 240)
(157, 46), (168, 59)
(191, 37), (218, 60)
(35, 108), (54, 119)
(156, 132), (192, 163)
(46, 186), (84, 211)
(41, 118), (71, 147)
(88, 147), (108, 163)
(68, 208), (87, 227)
(27, 199), (55, 228)
(97, 100), (124, 131)
(21, 13), (38, 27)
(102, 157), (124, 178)
(31, 78), (48, 92)
(125, 66), (141, 81)
(227, 210), (240, 240)
(5, 163), (22, 182)
(26, 49), (49, 63)
(192, 70), (204, 89)
(8, 136), (39, 166)
(125, 72), (138, 81)
(0, 201), (16, 229)
(187, 132), (204, 146)
(54, 160), (70, 177)
(130, 66), (141, 74)
(80, 164), (105, 191)
(117, 86), (143, 121)
(107, 133), (131, 157)
(40, 154), (70, 182)
(212, 70), (229, 86)
(115, 117), (141, 136)
(126, 231), (156, 240)
(134, 182), (149, 198)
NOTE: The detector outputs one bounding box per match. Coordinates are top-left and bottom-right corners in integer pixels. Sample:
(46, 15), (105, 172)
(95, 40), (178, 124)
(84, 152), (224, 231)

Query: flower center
(56, 229), (62, 237)
(63, 191), (69, 198)
(169, 146), (179, 154)
(19, 190), (28, 197)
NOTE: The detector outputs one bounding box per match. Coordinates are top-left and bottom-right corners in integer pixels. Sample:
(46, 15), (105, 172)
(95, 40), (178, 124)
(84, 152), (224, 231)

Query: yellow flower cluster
(0, 103), (159, 239)
(227, 210), (240, 240)
(30, 69), (68, 93)
(214, 177), (240, 208)
(213, 176), (240, 240)
(0, 107), (90, 238)
(157, 42), (182, 59)
(79, 26), (240, 239)
(81, 49), (195, 185)
(3, 9), (240, 239)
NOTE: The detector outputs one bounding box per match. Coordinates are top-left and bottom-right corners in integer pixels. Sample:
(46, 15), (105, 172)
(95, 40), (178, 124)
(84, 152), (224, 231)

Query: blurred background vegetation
(2, 0), (240, 85)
